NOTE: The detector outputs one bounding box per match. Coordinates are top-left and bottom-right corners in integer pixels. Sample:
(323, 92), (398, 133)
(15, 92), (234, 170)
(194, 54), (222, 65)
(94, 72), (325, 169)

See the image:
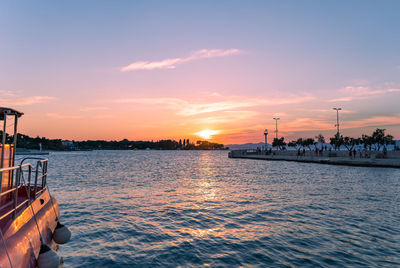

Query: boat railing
(0, 159), (48, 221)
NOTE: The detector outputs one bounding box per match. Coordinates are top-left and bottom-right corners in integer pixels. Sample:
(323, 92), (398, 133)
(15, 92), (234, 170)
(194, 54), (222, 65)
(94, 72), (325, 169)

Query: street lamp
(273, 118), (280, 140)
(264, 129), (268, 151)
(332, 108), (342, 136)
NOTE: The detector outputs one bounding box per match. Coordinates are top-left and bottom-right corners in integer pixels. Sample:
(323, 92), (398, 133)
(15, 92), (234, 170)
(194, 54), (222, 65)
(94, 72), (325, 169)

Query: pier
(229, 150), (400, 168)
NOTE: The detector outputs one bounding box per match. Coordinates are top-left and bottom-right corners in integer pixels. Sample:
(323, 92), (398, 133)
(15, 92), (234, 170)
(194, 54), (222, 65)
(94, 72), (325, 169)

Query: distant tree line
(195, 140), (225, 150)
(9, 133), (226, 151)
(16, 134), (65, 150)
(272, 128), (397, 151)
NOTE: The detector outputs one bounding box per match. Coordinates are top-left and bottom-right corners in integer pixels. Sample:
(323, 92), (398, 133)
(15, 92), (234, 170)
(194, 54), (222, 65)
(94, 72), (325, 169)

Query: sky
(1, 0), (400, 144)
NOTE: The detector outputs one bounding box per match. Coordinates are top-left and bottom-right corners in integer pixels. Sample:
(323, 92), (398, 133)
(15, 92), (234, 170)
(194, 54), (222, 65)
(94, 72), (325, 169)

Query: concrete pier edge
(229, 150), (400, 169)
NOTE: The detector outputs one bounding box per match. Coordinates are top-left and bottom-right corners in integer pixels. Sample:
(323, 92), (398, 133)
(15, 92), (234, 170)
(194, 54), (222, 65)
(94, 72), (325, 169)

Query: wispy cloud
(183, 111), (259, 125)
(120, 49), (242, 72)
(344, 114), (400, 128)
(280, 117), (334, 131)
(80, 106), (110, 112)
(329, 86), (400, 102)
(0, 90), (19, 98)
(272, 113), (400, 136)
(0, 95), (55, 106)
(295, 108), (355, 114)
(47, 112), (113, 120)
(115, 94), (315, 116)
(47, 113), (82, 119)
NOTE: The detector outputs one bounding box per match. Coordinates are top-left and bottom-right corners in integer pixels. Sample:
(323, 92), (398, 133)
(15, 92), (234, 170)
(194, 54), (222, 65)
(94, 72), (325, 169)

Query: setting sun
(195, 130), (220, 140)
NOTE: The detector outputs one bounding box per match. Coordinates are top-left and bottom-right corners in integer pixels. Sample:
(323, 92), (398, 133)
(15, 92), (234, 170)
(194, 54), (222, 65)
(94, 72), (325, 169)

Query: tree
(361, 134), (373, 150)
(330, 133), (344, 150)
(383, 134), (394, 149)
(371, 128), (386, 151)
(272, 137), (286, 150)
(287, 141), (297, 148)
(370, 128), (394, 151)
(343, 137), (360, 151)
(314, 134), (325, 150)
(195, 140), (224, 150)
(296, 138), (304, 150)
(315, 134), (325, 143)
(302, 138), (315, 150)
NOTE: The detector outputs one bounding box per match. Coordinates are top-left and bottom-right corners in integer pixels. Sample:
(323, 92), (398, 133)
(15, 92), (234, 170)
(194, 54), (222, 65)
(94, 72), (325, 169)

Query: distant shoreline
(16, 133), (227, 151)
(16, 148), (229, 155)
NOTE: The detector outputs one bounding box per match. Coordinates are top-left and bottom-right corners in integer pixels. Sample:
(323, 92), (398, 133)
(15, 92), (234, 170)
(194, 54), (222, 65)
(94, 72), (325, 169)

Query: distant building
(61, 140), (75, 150)
(394, 140), (400, 150)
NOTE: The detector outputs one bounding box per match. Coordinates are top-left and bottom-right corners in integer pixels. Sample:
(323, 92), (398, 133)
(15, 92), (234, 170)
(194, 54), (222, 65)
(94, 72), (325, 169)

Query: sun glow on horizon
(195, 129), (220, 140)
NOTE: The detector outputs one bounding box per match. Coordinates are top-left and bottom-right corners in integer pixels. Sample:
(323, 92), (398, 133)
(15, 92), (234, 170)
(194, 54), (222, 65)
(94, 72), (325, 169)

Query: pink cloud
(0, 95), (55, 106)
(343, 114), (400, 128)
(120, 49), (242, 71)
(0, 90), (18, 98)
(329, 86), (400, 102)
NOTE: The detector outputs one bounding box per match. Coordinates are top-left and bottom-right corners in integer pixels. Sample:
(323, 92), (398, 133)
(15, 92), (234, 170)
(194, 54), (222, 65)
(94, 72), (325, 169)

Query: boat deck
(0, 186), (44, 231)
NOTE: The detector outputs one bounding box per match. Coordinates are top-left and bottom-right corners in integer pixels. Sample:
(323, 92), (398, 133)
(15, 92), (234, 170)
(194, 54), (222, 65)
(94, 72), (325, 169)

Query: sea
(31, 150), (400, 267)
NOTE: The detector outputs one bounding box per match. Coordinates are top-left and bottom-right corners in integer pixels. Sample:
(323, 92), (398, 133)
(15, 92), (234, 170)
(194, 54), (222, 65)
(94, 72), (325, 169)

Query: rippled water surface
(42, 151), (399, 267)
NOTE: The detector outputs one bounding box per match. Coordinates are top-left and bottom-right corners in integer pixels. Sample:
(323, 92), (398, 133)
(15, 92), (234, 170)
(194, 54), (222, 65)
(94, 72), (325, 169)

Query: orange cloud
(280, 117), (333, 131)
(115, 94), (315, 116)
(79, 106), (110, 112)
(190, 111), (259, 125)
(47, 113), (82, 119)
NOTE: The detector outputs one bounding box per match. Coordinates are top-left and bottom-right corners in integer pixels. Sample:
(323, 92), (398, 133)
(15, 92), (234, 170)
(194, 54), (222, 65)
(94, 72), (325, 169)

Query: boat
(15, 149), (50, 156)
(0, 107), (71, 268)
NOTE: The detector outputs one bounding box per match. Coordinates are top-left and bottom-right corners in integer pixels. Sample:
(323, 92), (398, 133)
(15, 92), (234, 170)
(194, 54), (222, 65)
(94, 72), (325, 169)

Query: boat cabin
(0, 107), (48, 217)
(0, 108), (23, 204)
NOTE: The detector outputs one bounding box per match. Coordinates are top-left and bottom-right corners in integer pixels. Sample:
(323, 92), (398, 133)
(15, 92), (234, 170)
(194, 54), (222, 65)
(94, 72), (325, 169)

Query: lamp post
(332, 108), (342, 137)
(273, 118), (280, 140)
(264, 129), (268, 152)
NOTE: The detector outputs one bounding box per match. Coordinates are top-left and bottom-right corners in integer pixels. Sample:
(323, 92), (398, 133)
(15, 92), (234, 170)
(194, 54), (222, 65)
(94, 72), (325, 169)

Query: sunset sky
(1, 1), (400, 144)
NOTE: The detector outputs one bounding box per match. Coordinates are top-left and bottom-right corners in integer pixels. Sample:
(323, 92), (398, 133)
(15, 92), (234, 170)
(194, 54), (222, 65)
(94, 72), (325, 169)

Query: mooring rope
(0, 228), (13, 268)
(19, 166), (43, 243)
(38, 161), (59, 221)
(46, 187), (59, 222)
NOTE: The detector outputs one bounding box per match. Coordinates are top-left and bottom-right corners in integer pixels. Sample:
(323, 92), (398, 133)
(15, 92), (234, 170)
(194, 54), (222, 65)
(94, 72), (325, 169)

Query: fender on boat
(37, 244), (60, 268)
(53, 222), (71, 244)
